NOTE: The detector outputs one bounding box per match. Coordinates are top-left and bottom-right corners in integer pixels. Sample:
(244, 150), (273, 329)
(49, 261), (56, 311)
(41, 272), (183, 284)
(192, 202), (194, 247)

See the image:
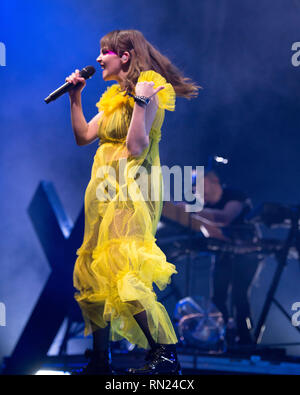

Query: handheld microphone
(44, 65), (96, 104)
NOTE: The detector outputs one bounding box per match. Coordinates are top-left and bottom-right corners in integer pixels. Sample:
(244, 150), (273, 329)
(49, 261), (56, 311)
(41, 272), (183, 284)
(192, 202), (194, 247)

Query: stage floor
(37, 348), (300, 375)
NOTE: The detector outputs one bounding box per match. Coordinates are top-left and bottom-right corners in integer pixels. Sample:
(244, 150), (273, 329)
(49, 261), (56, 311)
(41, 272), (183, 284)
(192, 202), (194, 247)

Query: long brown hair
(100, 29), (200, 99)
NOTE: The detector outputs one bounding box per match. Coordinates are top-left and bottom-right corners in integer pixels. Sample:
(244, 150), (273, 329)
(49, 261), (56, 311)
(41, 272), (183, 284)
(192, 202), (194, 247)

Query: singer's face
(96, 48), (123, 82)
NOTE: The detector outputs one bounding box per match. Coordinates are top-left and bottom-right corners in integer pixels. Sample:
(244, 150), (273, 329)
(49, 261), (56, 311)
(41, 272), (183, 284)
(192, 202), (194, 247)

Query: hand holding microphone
(44, 65), (96, 104)
(66, 69), (87, 95)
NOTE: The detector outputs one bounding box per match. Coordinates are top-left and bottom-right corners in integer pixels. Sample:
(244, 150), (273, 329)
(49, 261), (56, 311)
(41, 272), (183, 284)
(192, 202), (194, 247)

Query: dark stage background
(1, 0), (300, 364)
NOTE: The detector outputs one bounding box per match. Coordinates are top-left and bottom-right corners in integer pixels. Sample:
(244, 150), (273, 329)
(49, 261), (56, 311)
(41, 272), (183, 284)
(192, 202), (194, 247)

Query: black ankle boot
(128, 344), (182, 375)
(72, 348), (114, 375)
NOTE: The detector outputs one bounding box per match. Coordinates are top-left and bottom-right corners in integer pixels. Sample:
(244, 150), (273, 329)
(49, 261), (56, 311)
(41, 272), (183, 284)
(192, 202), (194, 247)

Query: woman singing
(66, 29), (199, 375)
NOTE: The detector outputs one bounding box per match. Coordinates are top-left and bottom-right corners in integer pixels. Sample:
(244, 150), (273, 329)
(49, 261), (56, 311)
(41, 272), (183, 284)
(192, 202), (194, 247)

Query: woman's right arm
(67, 69), (102, 146)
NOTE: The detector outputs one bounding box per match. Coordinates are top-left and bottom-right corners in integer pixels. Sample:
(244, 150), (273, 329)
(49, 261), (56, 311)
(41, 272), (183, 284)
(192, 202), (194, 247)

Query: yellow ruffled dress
(73, 70), (178, 349)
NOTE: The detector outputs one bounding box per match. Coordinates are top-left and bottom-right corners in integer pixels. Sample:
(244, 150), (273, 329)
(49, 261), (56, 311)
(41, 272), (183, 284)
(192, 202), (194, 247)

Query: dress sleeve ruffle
(137, 70), (176, 111)
(95, 84), (134, 116)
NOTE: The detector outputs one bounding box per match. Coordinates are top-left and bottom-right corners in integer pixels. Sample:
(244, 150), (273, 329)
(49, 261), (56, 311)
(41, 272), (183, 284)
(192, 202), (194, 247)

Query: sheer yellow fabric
(73, 70), (178, 349)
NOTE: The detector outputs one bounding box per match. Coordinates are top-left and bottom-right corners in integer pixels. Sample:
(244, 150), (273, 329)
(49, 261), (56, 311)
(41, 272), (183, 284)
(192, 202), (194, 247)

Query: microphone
(44, 65), (96, 104)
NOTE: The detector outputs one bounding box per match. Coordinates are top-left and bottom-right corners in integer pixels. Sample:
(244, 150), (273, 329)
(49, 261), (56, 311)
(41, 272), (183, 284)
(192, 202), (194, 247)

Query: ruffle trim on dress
(73, 237), (178, 346)
(137, 70), (176, 111)
(95, 70), (176, 117)
(91, 237), (177, 291)
(96, 84), (134, 116)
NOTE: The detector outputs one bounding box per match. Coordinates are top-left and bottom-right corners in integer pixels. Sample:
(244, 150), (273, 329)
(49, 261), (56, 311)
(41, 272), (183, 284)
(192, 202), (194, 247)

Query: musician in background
(194, 170), (260, 346)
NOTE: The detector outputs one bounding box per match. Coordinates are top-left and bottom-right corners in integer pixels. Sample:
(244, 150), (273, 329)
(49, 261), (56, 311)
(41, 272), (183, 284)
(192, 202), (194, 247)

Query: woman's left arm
(126, 82), (163, 157)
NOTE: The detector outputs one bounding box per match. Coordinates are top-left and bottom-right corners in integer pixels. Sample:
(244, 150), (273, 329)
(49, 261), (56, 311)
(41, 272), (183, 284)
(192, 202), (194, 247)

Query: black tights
(133, 310), (157, 349)
(92, 309), (172, 351)
(92, 325), (110, 352)
(133, 310), (176, 352)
